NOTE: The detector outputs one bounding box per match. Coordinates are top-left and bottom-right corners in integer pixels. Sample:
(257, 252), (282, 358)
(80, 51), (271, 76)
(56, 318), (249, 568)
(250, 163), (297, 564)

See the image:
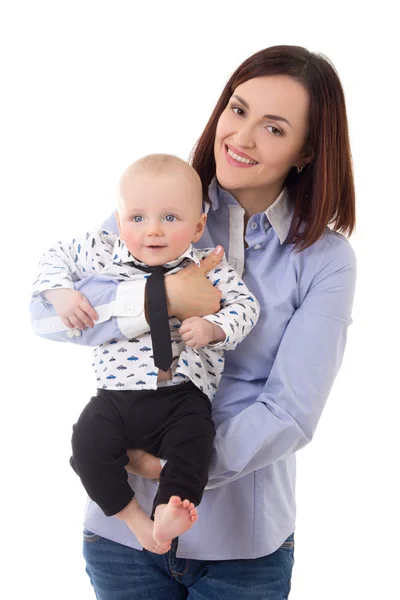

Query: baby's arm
(32, 229), (115, 330)
(179, 253), (260, 351)
(32, 228), (117, 298)
(179, 316), (225, 349)
(43, 288), (98, 330)
(31, 274), (148, 346)
(31, 229), (149, 345)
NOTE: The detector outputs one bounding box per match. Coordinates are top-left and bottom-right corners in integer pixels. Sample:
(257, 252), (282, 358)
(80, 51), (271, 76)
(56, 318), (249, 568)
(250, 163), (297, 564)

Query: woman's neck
(229, 183), (284, 226)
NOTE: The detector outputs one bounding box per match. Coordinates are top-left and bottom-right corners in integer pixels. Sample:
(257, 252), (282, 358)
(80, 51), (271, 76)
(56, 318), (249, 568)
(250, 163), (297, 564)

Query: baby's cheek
(122, 230), (140, 255)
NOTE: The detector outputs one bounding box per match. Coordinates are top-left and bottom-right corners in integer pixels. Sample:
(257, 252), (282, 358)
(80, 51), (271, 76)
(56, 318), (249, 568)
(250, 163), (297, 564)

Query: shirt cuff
(201, 315), (228, 348)
(115, 279), (148, 338)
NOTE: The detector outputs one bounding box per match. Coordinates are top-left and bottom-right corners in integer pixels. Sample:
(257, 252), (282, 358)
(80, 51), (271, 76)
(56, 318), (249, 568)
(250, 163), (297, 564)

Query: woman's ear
(192, 213), (207, 243)
(300, 140), (314, 166)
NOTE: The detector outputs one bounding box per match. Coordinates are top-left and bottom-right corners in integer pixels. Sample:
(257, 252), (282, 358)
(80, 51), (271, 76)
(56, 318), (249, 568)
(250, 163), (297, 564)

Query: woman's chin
(215, 170), (242, 192)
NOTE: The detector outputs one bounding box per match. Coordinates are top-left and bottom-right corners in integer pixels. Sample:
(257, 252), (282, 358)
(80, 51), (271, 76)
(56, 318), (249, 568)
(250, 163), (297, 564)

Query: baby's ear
(115, 211), (121, 233)
(193, 213), (207, 242)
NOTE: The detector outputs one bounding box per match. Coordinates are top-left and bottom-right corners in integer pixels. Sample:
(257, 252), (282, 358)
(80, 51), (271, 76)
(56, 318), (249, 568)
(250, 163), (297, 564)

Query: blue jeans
(83, 530), (294, 599)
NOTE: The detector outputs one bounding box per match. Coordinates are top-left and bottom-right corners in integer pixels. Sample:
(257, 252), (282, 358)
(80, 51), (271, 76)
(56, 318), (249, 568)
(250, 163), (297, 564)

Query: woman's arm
(205, 238), (357, 488)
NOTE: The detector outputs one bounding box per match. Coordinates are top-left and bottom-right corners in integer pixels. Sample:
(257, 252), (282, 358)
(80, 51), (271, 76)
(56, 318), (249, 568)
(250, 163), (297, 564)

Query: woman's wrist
(164, 275), (178, 318)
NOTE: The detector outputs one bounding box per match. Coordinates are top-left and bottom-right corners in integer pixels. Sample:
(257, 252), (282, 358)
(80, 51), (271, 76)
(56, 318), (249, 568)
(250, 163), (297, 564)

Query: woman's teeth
(227, 147), (258, 165)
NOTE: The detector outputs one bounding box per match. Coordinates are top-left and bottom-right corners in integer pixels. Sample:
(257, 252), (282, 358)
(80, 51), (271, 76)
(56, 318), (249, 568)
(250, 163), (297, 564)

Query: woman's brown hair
(190, 45), (355, 251)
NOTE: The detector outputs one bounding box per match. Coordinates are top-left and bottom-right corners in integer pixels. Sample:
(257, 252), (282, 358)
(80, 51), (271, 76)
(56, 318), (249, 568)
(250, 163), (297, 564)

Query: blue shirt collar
(208, 178), (294, 244)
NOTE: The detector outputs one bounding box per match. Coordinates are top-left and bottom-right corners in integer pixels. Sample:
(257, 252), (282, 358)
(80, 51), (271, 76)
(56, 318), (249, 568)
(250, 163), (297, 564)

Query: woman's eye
(164, 214), (176, 222)
(231, 106), (245, 116)
(266, 126), (282, 136)
(132, 216), (143, 223)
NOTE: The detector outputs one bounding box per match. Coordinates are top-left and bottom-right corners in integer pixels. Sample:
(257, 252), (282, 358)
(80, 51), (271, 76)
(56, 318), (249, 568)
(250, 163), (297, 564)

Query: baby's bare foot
(134, 519), (171, 555)
(115, 498), (171, 555)
(153, 496), (198, 544)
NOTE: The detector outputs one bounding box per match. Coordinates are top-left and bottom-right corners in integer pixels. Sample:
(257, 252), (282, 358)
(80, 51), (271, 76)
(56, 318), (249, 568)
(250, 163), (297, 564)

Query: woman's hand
(164, 246), (224, 322)
(125, 449), (163, 479)
(43, 288), (98, 329)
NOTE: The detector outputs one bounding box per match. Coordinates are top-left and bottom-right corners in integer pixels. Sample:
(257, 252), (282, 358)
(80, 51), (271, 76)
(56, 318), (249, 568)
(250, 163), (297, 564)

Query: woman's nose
(234, 123), (256, 148)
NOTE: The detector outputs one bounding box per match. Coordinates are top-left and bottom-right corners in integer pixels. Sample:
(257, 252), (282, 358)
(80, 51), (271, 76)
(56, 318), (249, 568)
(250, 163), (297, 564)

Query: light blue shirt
(30, 180), (356, 559)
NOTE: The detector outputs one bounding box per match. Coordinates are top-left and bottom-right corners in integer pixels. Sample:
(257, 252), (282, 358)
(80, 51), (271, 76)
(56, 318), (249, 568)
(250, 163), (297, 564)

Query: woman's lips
(224, 145), (258, 169)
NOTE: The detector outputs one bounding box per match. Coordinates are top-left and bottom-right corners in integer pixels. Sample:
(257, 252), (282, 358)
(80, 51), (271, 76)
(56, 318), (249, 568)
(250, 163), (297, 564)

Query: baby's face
(117, 169), (206, 266)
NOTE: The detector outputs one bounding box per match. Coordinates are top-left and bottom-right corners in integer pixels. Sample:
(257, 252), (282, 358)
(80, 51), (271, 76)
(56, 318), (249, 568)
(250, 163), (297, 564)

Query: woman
(31, 45), (356, 599)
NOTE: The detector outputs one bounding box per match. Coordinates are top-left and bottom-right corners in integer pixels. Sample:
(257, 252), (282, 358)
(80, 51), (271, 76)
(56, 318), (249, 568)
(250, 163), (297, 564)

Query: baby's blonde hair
(118, 154), (203, 209)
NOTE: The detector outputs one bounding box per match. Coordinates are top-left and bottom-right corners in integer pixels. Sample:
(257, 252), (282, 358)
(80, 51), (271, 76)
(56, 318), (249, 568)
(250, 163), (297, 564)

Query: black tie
(128, 262), (173, 372)
(146, 266), (173, 371)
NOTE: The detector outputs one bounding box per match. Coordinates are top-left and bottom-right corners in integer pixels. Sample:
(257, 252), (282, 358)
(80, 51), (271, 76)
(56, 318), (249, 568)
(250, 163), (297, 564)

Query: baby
(33, 154), (260, 553)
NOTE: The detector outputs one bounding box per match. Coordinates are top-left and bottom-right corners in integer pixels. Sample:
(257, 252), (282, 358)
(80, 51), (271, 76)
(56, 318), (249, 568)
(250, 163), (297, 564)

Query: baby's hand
(43, 288), (98, 329)
(179, 317), (225, 349)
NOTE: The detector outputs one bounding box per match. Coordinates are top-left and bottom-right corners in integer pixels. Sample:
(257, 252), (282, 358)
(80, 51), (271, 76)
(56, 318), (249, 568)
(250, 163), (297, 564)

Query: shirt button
(251, 222), (258, 230)
(264, 223), (270, 231)
(126, 305), (136, 315)
(67, 328), (82, 338)
(254, 244), (262, 250)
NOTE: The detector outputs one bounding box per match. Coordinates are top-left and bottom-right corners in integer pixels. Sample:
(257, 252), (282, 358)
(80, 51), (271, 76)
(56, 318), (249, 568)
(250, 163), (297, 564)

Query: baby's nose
(147, 222), (163, 236)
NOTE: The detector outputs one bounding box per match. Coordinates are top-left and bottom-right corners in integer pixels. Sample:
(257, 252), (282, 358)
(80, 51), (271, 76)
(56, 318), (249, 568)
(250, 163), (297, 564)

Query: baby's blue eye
(132, 216), (143, 223)
(164, 214), (176, 222)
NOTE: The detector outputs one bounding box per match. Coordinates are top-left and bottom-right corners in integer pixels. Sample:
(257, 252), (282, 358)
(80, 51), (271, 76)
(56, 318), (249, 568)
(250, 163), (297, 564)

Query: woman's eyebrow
(232, 94), (292, 129)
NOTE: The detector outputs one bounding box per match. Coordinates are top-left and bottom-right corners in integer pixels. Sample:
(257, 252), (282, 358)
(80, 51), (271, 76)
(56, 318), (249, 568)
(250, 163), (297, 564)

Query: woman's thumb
(199, 245), (224, 273)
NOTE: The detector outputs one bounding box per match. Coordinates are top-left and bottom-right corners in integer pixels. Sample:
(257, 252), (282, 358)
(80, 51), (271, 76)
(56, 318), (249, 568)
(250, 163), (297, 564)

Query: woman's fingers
(164, 248), (224, 321)
(198, 245), (224, 274)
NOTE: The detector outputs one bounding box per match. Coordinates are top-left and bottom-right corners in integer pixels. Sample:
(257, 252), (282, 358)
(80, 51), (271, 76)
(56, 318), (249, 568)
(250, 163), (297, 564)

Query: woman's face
(214, 75), (310, 199)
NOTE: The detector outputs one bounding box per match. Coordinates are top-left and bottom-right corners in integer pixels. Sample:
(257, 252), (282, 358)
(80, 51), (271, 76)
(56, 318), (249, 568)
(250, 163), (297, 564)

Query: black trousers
(70, 381), (216, 517)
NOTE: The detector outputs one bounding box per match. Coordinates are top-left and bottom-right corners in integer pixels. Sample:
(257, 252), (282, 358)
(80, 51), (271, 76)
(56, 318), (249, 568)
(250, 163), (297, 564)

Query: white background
(1, 1), (399, 598)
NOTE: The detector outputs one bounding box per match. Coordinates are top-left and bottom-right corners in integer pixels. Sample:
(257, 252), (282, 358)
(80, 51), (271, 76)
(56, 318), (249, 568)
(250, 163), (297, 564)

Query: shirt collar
(208, 177), (294, 244)
(112, 239), (202, 268)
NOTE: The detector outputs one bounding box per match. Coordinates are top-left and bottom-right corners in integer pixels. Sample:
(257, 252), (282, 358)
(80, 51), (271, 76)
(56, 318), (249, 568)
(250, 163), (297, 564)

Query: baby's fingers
(80, 296), (98, 323)
(180, 331), (195, 344)
(69, 307), (93, 329)
(179, 323), (192, 335)
(61, 316), (74, 329)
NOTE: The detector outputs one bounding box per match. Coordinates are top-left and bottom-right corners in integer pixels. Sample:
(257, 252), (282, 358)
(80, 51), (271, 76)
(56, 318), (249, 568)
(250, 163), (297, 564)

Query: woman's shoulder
(320, 227), (356, 267)
(298, 226), (356, 269)
(290, 228), (356, 298)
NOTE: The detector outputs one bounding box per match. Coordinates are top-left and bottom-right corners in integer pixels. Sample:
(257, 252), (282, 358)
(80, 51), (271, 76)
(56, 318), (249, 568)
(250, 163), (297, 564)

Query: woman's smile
(225, 144), (259, 167)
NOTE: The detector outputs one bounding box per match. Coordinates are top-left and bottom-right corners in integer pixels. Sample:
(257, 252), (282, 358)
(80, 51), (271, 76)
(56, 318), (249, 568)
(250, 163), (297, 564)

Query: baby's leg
(71, 390), (138, 518)
(152, 387), (216, 544)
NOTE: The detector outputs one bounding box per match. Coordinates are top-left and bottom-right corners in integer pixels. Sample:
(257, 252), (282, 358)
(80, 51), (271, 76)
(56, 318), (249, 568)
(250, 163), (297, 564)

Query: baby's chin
(138, 249), (176, 266)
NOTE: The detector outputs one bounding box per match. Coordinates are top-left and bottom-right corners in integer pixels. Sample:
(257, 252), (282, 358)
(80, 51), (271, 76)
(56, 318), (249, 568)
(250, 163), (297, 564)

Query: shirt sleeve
(31, 229), (117, 296)
(30, 228), (150, 344)
(30, 276), (149, 345)
(206, 238), (357, 488)
(201, 256), (260, 351)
